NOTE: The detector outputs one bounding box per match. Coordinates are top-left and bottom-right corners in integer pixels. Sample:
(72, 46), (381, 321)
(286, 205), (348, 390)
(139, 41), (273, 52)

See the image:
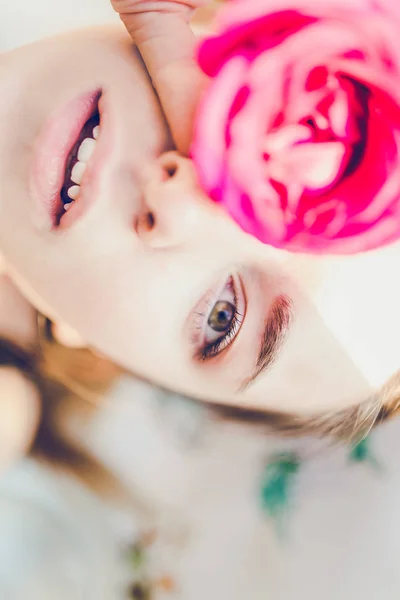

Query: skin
(0, 22), (399, 422)
(111, 0), (211, 153)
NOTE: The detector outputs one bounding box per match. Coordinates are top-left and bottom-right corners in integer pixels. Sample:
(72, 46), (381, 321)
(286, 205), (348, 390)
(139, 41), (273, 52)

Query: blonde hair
(1, 315), (399, 471)
(0, 319), (127, 498)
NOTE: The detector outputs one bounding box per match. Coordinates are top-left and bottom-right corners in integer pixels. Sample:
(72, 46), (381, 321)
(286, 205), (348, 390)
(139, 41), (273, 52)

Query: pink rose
(192, 0), (400, 253)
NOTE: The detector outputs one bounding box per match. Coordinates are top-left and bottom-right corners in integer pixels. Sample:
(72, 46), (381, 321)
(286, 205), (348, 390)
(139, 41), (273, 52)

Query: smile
(30, 89), (108, 231)
(59, 112), (100, 221)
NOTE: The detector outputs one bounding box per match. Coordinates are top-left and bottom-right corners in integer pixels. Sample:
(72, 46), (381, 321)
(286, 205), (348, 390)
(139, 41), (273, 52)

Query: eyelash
(194, 278), (244, 361)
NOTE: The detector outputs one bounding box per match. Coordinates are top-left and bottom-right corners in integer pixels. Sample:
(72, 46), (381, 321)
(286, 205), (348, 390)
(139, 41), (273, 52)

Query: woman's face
(0, 25), (398, 416)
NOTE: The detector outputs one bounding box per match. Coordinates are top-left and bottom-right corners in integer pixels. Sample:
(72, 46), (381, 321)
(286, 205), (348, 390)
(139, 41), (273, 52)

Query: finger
(112, 3), (209, 153)
(112, 1), (208, 18)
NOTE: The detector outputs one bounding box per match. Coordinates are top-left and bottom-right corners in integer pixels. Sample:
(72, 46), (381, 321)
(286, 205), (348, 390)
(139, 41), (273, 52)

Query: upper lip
(29, 89), (106, 231)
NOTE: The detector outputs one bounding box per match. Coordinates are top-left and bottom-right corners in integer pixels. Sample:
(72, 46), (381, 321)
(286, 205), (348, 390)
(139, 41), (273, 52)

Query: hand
(111, 0), (211, 154)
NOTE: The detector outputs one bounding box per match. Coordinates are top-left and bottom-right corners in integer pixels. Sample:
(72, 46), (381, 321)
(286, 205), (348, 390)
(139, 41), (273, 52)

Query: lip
(29, 89), (110, 231)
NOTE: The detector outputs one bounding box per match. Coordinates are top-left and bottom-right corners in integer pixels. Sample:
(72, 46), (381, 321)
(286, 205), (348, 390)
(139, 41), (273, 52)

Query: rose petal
(331, 94), (398, 219)
(193, 0), (400, 254)
(269, 141), (347, 191)
(351, 129), (400, 223)
(227, 58), (285, 203)
(263, 124), (311, 155)
(217, 0), (377, 33)
(296, 142), (347, 190)
(329, 87), (350, 138)
(198, 9), (317, 77)
(192, 56), (248, 192)
(332, 57), (400, 107)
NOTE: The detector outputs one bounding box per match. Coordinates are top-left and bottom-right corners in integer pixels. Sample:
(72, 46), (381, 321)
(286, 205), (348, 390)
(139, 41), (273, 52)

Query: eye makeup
(190, 272), (246, 361)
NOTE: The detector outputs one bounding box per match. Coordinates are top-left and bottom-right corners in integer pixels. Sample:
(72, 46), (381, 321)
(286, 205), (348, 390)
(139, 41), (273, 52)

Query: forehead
(238, 292), (372, 415)
(216, 241), (399, 415)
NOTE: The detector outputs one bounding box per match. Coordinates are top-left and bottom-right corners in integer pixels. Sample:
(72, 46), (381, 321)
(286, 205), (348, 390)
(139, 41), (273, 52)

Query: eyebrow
(240, 294), (293, 391)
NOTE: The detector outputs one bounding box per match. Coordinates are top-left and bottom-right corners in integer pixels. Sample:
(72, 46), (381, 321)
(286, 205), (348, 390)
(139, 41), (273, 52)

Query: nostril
(161, 156), (179, 179)
(146, 212), (155, 229)
(135, 211), (156, 234)
(166, 164), (178, 178)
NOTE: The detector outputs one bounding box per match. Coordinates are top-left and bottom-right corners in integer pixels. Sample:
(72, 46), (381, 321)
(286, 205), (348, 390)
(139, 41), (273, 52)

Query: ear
(51, 321), (87, 349)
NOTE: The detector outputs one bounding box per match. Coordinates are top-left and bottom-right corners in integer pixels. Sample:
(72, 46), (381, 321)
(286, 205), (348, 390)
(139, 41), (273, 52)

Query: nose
(135, 152), (205, 249)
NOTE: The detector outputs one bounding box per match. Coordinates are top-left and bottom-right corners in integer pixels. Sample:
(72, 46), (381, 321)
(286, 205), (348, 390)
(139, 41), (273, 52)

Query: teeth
(68, 185), (80, 200)
(71, 161), (86, 184)
(78, 137), (96, 162)
(65, 123), (99, 197)
(64, 202), (74, 211)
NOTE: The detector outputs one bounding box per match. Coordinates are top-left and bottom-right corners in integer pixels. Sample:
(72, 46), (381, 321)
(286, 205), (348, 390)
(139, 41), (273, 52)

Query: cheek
(7, 268), (64, 324)
(7, 234), (141, 329)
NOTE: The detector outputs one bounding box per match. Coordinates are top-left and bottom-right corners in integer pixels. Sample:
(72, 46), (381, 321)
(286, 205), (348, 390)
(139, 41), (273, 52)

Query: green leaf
(349, 436), (380, 470)
(350, 438), (369, 462)
(128, 543), (145, 570)
(260, 452), (301, 531)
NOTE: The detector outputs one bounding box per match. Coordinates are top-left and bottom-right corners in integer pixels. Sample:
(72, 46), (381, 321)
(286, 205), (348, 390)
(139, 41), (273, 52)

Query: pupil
(208, 301), (235, 332)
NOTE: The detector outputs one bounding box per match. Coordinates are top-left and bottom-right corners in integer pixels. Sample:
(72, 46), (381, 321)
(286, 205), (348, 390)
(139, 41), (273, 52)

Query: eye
(207, 301), (235, 334)
(197, 275), (245, 361)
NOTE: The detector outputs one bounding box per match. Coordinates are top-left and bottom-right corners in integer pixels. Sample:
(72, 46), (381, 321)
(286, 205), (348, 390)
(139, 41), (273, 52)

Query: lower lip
(29, 89), (101, 230)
